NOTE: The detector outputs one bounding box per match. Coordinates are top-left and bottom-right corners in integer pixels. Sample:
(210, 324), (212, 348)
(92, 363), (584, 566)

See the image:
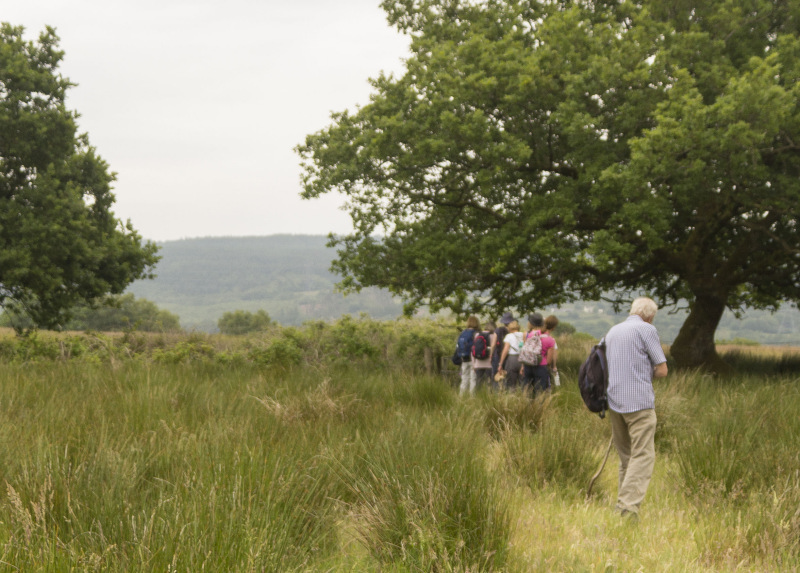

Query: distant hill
(127, 235), (800, 344)
(126, 235), (404, 331)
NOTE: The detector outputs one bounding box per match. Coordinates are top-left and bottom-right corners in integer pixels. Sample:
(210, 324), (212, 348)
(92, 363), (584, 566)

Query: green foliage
(0, 316), (458, 373)
(552, 321), (576, 336)
(298, 1), (800, 370)
(0, 332), (62, 361)
(317, 314), (382, 363)
(151, 339), (216, 364)
(217, 309), (272, 335)
(0, 294), (181, 333)
(0, 24), (159, 329)
(247, 336), (304, 367)
(72, 294), (181, 332)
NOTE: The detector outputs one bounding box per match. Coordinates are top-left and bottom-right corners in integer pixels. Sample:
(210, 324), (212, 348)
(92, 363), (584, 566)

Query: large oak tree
(0, 24), (159, 329)
(298, 0), (800, 371)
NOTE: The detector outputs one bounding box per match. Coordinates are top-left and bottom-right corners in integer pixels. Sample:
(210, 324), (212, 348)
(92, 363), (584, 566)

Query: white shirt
(503, 332), (525, 355)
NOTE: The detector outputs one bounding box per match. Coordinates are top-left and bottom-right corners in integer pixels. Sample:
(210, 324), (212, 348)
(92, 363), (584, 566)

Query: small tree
(217, 310), (273, 335)
(0, 24), (159, 329)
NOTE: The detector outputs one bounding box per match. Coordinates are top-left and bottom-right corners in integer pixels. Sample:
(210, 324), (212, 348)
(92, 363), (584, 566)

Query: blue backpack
(456, 329), (475, 360)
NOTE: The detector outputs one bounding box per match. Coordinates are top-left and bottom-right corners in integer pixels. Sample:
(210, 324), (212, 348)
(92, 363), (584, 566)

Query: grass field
(0, 326), (797, 571)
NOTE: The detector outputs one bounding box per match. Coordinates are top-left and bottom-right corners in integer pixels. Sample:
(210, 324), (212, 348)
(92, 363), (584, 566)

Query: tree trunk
(670, 294), (732, 374)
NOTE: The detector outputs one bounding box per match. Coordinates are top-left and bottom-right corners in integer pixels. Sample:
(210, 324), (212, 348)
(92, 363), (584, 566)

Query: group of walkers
(456, 298), (669, 520)
(455, 311), (560, 396)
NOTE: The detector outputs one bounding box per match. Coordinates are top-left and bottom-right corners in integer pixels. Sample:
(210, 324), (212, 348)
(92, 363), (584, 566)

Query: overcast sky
(5, 1), (410, 242)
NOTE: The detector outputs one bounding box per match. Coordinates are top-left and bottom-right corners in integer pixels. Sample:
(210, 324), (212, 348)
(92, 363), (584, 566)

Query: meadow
(0, 320), (798, 572)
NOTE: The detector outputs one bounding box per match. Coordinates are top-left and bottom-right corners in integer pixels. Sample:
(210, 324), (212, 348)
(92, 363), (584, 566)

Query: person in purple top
(604, 297), (668, 518)
(491, 312), (514, 380)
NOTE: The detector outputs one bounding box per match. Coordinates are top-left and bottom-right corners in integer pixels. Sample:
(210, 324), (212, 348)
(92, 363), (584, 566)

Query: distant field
(716, 343), (800, 354)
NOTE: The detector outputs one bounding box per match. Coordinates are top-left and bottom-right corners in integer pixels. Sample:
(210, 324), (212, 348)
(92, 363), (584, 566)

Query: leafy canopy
(0, 24), (159, 329)
(298, 0), (800, 369)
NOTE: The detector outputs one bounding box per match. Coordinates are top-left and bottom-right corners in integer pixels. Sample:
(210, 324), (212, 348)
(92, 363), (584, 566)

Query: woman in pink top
(522, 313), (557, 395)
(542, 315), (559, 374)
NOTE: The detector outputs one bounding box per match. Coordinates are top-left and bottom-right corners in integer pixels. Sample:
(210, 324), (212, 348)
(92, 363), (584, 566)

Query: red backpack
(471, 331), (491, 360)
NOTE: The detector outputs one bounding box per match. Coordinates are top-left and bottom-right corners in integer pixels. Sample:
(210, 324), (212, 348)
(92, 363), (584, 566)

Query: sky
(4, 0), (410, 242)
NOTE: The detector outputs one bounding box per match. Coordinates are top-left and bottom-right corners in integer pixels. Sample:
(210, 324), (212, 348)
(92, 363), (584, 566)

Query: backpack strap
(599, 337), (608, 418)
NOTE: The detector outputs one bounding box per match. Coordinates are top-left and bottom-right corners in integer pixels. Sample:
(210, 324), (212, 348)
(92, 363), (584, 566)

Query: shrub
(552, 321), (577, 336)
(217, 309), (272, 335)
(248, 336), (304, 367)
(152, 339), (216, 364)
(0, 294), (181, 333)
(319, 315), (382, 363)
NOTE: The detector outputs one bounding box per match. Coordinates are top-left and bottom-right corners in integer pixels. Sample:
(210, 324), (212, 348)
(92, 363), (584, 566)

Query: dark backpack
(471, 331), (491, 360)
(578, 338), (609, 418)
(456, 329), (475, 359)
(451, 346), (463, 366)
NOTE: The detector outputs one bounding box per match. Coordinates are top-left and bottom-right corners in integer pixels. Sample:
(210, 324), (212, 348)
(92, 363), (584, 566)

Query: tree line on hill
(2, 290), (798, 348)
(1, 234), (798, 345)
(125, 236), (406, 330)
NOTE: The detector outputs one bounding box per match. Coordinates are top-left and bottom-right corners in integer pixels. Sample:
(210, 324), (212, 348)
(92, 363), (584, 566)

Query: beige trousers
(608, 408), (657, 515)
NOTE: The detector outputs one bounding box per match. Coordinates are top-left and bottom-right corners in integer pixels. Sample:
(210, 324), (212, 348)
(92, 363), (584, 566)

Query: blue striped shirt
(605, 315), (667, 413)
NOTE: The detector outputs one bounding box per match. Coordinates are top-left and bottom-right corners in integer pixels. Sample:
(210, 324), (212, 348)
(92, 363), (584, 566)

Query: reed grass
(0, 336), (797, 570)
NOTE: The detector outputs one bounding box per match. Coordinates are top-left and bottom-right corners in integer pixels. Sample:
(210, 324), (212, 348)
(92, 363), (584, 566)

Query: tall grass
(330, 413), (511, 571)
(0, 363), (341, 571)
(666, 373), (800, 566)
(0, 329), (797, 570)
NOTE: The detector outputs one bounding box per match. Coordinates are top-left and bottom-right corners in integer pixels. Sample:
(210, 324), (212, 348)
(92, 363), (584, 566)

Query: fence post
(423, 347), (434, 374)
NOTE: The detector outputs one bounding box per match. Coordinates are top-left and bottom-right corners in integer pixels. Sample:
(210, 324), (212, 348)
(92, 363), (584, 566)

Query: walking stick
(586, 436), (614, 500)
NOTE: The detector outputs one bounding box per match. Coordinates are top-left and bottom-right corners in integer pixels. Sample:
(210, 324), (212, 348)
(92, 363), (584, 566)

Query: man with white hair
(604, 297), (668, 517)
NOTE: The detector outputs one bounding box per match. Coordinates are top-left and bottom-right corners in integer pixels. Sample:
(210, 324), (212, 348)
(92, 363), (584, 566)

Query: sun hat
(499, 312), (515, 325)
(528, 312), (544, 327)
